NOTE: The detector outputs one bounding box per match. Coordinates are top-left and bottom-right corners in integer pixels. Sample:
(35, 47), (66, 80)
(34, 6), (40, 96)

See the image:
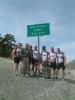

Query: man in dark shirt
(21, 44), (30, 76)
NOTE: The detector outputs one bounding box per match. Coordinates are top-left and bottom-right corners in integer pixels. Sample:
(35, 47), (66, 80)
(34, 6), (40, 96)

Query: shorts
(32, 58), (39, 65)
(29, 58), (33, 65)
(14, 57), (21, 64)
(49, 62), (56, 70)
(42, 60), (49, 68)
(57, 62), (65, 70)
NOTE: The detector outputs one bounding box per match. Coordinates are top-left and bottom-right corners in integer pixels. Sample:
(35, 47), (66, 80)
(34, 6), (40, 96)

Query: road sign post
(27, 23), (50, 51)
(38, 35), (40, 52)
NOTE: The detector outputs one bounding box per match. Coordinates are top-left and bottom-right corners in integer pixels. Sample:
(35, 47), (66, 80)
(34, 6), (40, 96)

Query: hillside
(66, 60), (75, 69)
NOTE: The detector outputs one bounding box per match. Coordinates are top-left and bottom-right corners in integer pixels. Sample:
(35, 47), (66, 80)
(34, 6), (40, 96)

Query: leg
(33, 60), (38, 76)
(62, 65), (65, 79)
(14, 63), (19, 75)
(50, 62), (55, 79)
(55, 68), (58, 78)
(26, 57), (30, 75)
(32, 59), (36, 76)
(14, 57), (20, 75)
(22, 57), (27, 76)
(39, 64), (43, 77)
(32, 65), (35, 76)
(47, 68), (51, 78)
(34, 63), (37, 76)
(52, 68), (55, 78)
(57, 63), (62, 79)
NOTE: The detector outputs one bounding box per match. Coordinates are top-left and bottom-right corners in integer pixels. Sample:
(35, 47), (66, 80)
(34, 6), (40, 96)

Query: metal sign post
(38, 35), (40, 52)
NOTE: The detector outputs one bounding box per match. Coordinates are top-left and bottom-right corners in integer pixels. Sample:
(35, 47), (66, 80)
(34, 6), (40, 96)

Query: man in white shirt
(32, 45), (40, 76)
(41, 46), (50, 78)
(49, 47), (57, 79)
(56, 48), (66, 79)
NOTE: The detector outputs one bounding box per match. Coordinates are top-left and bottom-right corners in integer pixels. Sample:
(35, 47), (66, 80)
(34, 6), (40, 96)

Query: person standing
(32, 45), (40, 76)
(29, 45), (33, 66)
(41, 46), (50, 78)
(56, 48), (66, 79)
(21, 44), (30, 77)
(12, 43), (22, 75)
(29, 45), (33, 76)
(49, 47), (57, 79)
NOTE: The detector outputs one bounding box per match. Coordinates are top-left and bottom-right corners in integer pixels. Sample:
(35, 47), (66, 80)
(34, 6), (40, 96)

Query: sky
(0, 0), (75, 62)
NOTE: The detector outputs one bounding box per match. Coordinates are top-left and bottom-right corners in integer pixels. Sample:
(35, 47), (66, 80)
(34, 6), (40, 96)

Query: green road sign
(27, 23), (50, 37)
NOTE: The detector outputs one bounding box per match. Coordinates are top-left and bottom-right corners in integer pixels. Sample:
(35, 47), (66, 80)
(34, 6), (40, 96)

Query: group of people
(12, 43), (66, 80)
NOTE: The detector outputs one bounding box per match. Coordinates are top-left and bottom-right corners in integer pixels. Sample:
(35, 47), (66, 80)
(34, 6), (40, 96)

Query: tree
(0, 34), (3, 56)
(0, 33), (16, 57)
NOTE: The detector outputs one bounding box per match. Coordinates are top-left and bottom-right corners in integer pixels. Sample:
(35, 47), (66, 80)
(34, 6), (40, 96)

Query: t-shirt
(56, 52), (65, 63)
(16, 48), (22, 57)
(33, 50), (40, 60)
(50, 52), (56, 62)
(22, 48), (29, 57)
(41, 51), (49, 61)
(13, 48), (22, 58)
